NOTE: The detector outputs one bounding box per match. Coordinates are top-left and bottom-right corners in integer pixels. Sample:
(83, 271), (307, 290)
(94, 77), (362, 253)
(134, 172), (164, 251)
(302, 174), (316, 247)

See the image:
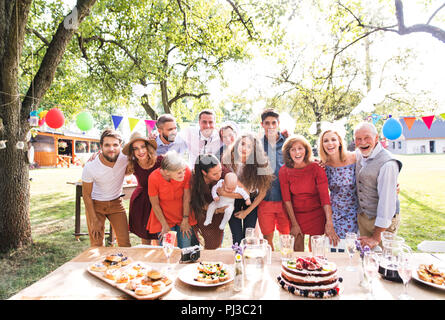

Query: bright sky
(61, 0), (445, 120)
(211, 1), (445, 117)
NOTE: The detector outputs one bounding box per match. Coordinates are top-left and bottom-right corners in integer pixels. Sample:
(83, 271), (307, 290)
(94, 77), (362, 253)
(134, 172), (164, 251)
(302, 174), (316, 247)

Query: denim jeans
(229, 197), (258, 245)
(159, 224), (199, 249)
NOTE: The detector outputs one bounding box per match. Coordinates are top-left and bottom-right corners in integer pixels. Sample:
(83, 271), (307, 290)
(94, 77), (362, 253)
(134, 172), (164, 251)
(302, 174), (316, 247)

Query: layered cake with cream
(277, 256), (342, 298)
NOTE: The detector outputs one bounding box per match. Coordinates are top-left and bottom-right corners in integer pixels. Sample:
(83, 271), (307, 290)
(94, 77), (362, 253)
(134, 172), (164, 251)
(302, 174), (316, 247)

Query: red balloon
(45, 108), (65, 129)
(38, 118), (45, 126)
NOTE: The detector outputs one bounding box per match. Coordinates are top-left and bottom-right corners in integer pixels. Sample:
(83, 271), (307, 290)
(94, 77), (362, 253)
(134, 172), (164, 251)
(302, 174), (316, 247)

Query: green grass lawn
(1, 154), (444, 299)
(396, 154), (445, 249)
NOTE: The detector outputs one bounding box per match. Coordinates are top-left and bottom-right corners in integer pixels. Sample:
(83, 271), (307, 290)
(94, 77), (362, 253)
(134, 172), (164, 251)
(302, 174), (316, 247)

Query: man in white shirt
(181, 109), (221, 167)
(81, 129), (131, 247)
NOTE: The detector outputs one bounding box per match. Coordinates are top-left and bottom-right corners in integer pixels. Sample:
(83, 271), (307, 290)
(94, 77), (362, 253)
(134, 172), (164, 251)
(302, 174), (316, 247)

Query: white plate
(178, 263), (234, 287)
(412, 267), (445, 290)
(417, 241), (445, 253)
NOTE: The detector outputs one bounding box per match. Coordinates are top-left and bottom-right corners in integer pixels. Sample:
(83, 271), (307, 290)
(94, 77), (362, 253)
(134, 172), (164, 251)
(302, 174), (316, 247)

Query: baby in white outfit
(204, 172), (251, 230)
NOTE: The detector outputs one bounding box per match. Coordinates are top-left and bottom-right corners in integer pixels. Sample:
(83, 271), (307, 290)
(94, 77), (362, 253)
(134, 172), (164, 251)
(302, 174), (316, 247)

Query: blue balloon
(382, 117), (402, 140)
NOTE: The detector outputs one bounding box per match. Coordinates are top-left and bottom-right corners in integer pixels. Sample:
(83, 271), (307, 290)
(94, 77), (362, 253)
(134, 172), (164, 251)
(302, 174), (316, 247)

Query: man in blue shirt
(155, 114), (188, 157)
(258, 109), (289, 251)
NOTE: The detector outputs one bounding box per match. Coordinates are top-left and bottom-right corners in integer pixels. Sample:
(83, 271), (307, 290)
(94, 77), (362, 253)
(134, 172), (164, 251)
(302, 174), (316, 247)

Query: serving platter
(87, 260), (173, 300)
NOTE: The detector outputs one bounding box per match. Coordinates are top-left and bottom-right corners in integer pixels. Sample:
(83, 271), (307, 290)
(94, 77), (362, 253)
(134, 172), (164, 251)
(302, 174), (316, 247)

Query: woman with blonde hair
(318, 129), (359, 239)
(279, 135), (339, 251)
(222, 133), (275, 245)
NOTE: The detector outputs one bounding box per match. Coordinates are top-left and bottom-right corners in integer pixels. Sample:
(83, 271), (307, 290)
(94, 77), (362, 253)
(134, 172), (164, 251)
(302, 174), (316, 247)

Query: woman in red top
(279, 135), (339, 251)
(147, 151), (198, 248)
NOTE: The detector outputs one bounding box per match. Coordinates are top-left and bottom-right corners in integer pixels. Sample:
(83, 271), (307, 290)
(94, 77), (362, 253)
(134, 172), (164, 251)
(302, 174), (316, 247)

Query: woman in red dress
(279, 135), (339, 251)
(122, 132), (162, 245)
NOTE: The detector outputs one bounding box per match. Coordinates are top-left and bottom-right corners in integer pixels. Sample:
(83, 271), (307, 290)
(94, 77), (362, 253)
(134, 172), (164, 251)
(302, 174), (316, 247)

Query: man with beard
(155, 114), (188, 156)
(354, 122), (402, 249)
(81, 129), (131, 247)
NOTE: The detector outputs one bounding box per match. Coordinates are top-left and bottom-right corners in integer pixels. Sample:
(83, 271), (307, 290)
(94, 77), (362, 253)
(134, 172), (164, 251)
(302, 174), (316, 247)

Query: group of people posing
(81, 108), (402, 252)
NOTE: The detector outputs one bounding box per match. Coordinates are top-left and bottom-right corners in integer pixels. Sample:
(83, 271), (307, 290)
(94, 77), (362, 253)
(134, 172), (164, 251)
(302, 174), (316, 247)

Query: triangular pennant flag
(144, 119), (156, 132)
(421, 115), (435, 129)
(403, 117), (416, 130)
(111, 115), (123, 130)
(440, 112), (445, 120)
(128, 117), (140, 132)
(371, 113), (382, 125)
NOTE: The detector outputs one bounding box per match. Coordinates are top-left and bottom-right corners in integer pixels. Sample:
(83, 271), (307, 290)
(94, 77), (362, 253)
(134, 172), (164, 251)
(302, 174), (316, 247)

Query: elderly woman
(122, 132), (162, 245)
(279, 135), (339, 251)
(147, 150), (198, 248)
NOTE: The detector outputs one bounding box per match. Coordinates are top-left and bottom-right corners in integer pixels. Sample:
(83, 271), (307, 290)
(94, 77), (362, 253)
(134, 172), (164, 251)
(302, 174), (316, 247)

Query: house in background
(31, 129), (100, 167)
(387, 117), (445, 154)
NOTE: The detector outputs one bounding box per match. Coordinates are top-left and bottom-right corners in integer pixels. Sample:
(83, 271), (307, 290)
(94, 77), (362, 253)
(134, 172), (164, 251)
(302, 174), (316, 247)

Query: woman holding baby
(190, 154), (232, 249)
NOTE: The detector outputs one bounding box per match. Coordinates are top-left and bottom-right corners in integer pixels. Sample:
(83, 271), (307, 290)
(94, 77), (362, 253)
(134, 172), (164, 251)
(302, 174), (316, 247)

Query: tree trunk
(0, 0), (33, 252)
(141, 94), (159, 119)
(0, 0), (97, 253)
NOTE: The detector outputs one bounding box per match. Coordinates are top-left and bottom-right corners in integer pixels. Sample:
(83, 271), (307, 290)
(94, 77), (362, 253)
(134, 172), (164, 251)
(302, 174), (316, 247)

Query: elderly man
(354, 122), (402, 249)
(181, 109), (221, 167)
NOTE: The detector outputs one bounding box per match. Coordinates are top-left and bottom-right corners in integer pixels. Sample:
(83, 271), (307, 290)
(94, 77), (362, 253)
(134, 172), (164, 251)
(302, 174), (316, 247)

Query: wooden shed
(31, 130), (100, 167)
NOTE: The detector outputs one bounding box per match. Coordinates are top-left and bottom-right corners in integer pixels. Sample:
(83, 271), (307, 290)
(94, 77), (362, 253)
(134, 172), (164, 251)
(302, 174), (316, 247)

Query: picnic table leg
(74, 184), (82, 241)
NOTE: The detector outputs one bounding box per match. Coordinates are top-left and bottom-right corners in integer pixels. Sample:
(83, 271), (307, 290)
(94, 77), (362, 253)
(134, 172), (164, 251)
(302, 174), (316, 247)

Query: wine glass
(363, 252), (380, 299)
(162, 231), (176, 272)
(345, 232), (358, 271)
(397, 244), (413, 300)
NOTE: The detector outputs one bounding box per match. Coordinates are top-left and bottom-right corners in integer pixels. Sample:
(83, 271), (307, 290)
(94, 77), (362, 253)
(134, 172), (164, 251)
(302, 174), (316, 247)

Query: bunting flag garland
(112, 115), (124, 130)
(402, 117), (416, 130)
(366, 113), (442, 130)
(111, 115), (157, 132)
(421, 115), (435, 129)
(128, 117), (140, 132)
(144, 119), (156, 132)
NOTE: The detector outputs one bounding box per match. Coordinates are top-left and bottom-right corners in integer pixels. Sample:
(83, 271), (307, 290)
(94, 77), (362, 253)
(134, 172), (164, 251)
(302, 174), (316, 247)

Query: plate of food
(87, 252), (174, 300)
(412, 263), (445, 290)
(178, 261), (233, 287)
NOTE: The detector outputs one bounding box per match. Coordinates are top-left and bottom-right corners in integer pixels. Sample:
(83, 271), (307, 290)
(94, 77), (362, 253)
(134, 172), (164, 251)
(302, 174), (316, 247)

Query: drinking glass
(162, 231), (176, 272)
(245, 228), (256, 239)
(279, 234), (295, 262)
(345, 232), (358, 271)
(311, 235), (326, 261)
(397, 244), (413, 300)
(363, 252), (380, 299)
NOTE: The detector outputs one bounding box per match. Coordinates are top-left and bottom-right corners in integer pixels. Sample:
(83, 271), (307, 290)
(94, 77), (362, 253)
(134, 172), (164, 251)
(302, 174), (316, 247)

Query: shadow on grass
(31, 193), (75, 221)
(0, 236), (90, 299)
(399, 191), (445, 217)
